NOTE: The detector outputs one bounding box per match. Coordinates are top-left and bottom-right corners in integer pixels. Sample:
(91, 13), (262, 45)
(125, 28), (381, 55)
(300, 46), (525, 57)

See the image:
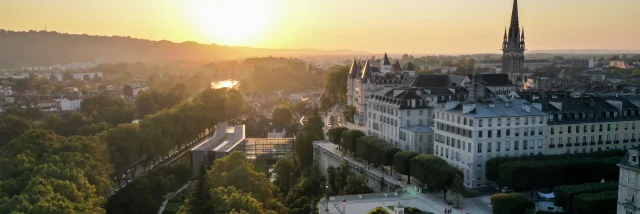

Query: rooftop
(213, 124), (246, 153)
(446, 99), (547, 118)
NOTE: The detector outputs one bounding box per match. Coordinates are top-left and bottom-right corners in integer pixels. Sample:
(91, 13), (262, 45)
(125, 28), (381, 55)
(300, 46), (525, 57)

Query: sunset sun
(189, 0), (277, 46)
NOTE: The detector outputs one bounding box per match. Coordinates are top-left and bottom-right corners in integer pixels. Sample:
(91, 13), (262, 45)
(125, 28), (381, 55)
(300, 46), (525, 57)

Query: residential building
(564, 58), (590, 68)
(433, 99), (548, 188)
(267, 128), (287, 138)
(124, 80), (149, 97)
(60, 98), (82, 111)
(346, 54), (417, 124)
(538, 97), (640, 155)
(37, 99), (59, 109)
(617, 147), (640, 214)
(366, 87), (436, 152)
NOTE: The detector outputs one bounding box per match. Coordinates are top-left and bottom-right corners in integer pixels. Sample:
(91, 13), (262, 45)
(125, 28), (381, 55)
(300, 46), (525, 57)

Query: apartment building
(433, 99), (548, 188)
(539, 97), (640, 154)
(366, 87), (434, 153)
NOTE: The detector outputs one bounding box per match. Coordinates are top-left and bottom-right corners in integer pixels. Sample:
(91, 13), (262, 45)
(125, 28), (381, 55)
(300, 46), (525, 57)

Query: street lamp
(342, 198), (346, 214)
(325, 184), (329, 211)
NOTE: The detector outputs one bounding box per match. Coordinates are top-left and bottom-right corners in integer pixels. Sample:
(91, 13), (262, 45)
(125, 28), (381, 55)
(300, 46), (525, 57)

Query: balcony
(566, 144), (572, 147)
(582, 142), (588, 146)
(598, 141), (604, 145)
(549, 144), (556, 148)
(575, 143), (582, 146)
(590, 142), (596, 145)
(632, 139), (637, 143)
(614, 141), (620, 144)
(605, 141), (612, 145)
(558, 144), (564, 148)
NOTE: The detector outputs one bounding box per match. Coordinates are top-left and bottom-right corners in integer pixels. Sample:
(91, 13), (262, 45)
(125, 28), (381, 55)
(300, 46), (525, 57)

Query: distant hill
(0, 29), (367, 69)
(527, 49), (640, 54)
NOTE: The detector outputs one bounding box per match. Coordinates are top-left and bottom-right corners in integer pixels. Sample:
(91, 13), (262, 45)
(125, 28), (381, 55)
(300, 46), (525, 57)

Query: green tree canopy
(271, 105), (293, 127)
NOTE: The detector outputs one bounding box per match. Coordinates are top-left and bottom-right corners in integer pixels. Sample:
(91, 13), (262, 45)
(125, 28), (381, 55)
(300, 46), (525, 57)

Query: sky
(1, 0), (639, 54)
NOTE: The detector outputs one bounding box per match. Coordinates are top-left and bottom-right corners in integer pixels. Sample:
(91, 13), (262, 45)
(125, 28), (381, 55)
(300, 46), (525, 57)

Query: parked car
(500, 187), (513, 193)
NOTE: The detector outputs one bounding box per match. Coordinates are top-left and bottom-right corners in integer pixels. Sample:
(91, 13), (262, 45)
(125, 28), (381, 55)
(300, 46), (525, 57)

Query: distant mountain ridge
(0, 29), (367, 69)
(527, 49), (640, 54)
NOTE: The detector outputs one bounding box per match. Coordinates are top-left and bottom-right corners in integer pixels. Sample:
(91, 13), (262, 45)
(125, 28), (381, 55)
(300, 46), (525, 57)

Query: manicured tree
(328, 127), (348, 149)
(490, 193), (534, 214)
(572, 190), (618, 214)
(341, 129), (365, 155)
(356, 135), (376, 161)
(394, 151), (418, 184)
(451, 174), (466, 207)
(554, 182), (618, 213)
(409, 154), (445, 188)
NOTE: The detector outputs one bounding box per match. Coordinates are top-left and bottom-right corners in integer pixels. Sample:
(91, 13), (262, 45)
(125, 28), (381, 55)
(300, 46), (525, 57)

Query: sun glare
(190, 0), (277, 46)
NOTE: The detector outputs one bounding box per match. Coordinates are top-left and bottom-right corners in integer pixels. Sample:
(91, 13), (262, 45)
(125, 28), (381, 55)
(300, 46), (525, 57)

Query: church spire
(508, 0), (521, 43)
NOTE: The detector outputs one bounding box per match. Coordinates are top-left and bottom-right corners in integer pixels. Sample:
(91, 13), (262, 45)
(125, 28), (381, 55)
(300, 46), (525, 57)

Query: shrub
(572, 190), (617, 214)
(368, 206), (390, 214)
(490, 193), (534, 214)
(554, 181), (618, 212)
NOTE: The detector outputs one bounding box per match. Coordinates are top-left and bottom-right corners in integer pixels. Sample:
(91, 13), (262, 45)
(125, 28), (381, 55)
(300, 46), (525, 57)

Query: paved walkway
(157, 181), (192, 214)
(318, 142), (491, 214)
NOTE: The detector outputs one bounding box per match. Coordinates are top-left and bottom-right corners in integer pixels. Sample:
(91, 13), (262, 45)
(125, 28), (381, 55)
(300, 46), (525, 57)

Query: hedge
(572, 190), (618, 214)
(394, 151), (419, 184)
(340, 129), (365, 155)
(490, 193), (534, 214)
(554, 182), (618, 213)
(486, 150), (625, 182)
(354, 135), (399, 167)
(497, 156), (622, 190)
(410, 154), (462, 194)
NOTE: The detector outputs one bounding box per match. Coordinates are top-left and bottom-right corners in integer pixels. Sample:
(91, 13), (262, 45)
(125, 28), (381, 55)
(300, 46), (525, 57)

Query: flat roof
(213, 124), (246, 153)
(192, 122), (238, 152)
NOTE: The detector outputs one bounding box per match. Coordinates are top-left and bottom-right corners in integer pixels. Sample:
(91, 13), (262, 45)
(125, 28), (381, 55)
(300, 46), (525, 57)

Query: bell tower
(502, 0), (525, 84)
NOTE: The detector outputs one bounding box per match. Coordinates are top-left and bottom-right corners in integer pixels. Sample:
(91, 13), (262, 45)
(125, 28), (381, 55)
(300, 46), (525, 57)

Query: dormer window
(614, 112), (618, 118)
(633, 155), (638, 164)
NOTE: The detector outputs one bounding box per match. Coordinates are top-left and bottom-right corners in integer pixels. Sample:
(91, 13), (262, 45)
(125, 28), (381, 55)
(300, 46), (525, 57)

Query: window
(488, 119), (492, 127)
(568, 137), (572, 144)
(568, 126), (572, 133)
(607, 124), (611, 131)
(539, 128), (543, 135)
(505, 141), (510, 151)
(497, 141), (501, 151)
(469, 119), (474, 126)
(530, 129), (535, 136)
(515, 141), (519, 150)
(506, 129), (511, 137)
(532, 117), (536, 124)
(488, 130), (492, 138)
(522, 140), (527, 149)
(625, 123), (628, 130)
(576, 125), (580, 133)
(616, 124), (619, 131)
(479, 119), (483, 127)
(551, 127), (555, 135)
(516, 118), (520, 125)
(524, 117), (529, 125)
(497, 119), (502, 126)
(487, 142), (492, 152)
(591, 125), (595, 132)
(507, 118), (511, 125)
(477, 143), (482, 153)
(478, 131), (483, 138)
(559, 137), (563, 145)
(550, 138), (555, 145)
(538, 139), (543, 148)
(497, 130), (501, 138)
(524, 128), (529, 136)
(515, 128), (520, 137)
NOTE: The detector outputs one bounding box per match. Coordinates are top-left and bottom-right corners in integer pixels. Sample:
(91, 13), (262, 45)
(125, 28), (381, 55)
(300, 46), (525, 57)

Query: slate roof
(465, 73), (512, 86)
(361, 60), (373, 79)
(410, 75), (450, 87)
(348, 59), (360, 78)
(448, 99), (547, 118)
(383, 53), (391, 65)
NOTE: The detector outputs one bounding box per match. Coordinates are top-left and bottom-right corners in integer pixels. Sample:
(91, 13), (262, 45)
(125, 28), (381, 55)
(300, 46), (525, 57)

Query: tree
(0, 130), (112, 213)
(271, 105), (293, 127)
(394, 151), (418, 184)
(0, 116), (31, 146)
(417, 68), (432, 75)
(451, 174), (466, 207)
(123, 85), (133, 97)
(490, 193), (534, 214)
(273, 157), (297, 193)
(63, 72), (74, 81)
(328, 127), (348, 148)
(342, 105), (356, 123)
(632, 69), (640, 75)
(340, 129), (365, 155)
(182, 165), (215, 214)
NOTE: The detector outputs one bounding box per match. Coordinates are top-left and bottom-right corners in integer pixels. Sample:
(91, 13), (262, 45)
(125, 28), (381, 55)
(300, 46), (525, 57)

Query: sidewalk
(157, 181), (192, 214)
(321, 143), (491, 214)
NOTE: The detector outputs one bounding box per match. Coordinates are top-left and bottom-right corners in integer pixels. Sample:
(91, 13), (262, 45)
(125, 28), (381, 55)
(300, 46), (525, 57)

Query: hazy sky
(2, 0), (639, 54)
